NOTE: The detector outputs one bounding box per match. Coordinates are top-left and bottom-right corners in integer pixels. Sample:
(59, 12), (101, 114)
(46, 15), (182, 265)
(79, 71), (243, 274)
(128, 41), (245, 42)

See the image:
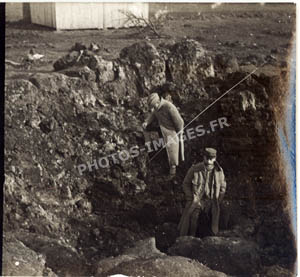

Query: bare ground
(5, 3), (295, 79)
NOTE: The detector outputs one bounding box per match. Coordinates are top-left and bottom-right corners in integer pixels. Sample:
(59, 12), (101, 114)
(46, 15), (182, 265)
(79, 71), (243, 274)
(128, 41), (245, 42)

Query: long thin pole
(149, 64), (265, 163)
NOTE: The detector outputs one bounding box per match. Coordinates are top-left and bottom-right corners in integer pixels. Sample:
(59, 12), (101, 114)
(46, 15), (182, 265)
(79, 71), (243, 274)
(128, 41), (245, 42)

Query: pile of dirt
(4, 40), (296, 276)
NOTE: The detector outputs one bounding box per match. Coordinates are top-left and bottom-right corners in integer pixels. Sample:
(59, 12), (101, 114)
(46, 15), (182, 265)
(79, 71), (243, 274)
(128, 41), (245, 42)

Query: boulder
(96, 255), (137, 276)
(3, 235), (57, 277)
(96, 238), (227, 277)
(61, 66), (97, 82)
(89, 55), (115, 84)
(15, 232), (90, 277)
(96, 238), (165, 275)
(214, 53), (240, 74)
(259, 265), (295, 277)
(123, 237), (166, 259)
(120, 41), (166, 92)
(29, 72), (82, 92)
(97, 256), (228, 277)
(53, 51), (80, 71)
(53, 47), (108, 76)
(168, 39), (215, 85)
(168, 236), (261, 276)
(70, 42), (88, 52)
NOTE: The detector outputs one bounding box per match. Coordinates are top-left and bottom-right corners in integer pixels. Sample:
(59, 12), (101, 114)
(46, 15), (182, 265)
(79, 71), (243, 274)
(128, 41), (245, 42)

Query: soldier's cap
(204, 148), (217, 158)
(148, 93), (160, 107)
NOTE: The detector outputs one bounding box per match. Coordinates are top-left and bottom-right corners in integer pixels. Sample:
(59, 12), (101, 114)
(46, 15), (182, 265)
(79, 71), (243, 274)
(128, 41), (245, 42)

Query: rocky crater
(4, 39), (296, 276)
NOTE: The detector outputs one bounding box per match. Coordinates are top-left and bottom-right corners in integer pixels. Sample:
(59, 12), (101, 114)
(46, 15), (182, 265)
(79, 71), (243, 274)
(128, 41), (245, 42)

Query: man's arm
(182, 166), (195, 201)
(144, 111), (156, 128)
(219, 171), (227, 202)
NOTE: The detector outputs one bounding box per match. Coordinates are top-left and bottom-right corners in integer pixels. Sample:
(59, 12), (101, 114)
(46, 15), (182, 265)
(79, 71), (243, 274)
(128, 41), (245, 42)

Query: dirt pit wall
(4, 40), (296, 276)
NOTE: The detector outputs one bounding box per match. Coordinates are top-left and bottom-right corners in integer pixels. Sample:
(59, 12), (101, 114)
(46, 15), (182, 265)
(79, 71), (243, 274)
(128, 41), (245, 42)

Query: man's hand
(188, 195), (201, 214)
(219, 193), (225, 202)
(142, 122), (147, 130)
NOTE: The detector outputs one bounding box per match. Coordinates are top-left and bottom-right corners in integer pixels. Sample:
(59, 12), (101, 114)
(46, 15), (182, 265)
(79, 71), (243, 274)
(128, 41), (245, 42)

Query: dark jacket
(146, 98), (184, 132)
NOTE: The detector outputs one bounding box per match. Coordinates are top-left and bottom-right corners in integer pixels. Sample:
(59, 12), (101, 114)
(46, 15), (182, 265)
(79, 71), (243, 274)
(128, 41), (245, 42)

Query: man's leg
(160, 126), (179, 175)
(197, 208), (212, 237)
(211, 200), (220, 235)
(198, 200), (215, 236)
(190, 207), (201, 236)
(178, 200), (192, 236)
(166, 134), (179, 175)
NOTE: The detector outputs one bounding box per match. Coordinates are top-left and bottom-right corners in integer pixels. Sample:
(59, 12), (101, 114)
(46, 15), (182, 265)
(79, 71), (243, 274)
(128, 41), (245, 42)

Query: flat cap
(204, 147), (217, 158)
(147, 93), (160, 107)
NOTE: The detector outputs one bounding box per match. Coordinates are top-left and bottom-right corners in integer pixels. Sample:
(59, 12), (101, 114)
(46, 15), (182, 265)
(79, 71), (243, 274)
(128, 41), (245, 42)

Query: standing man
(178, 148), (226, 236)
(143, 92), (184, 176)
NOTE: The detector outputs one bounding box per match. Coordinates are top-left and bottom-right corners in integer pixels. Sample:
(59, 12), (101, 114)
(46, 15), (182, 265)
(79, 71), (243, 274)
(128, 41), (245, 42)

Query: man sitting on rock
(178, 148), (227, 236)
(142, 92), (184, 176)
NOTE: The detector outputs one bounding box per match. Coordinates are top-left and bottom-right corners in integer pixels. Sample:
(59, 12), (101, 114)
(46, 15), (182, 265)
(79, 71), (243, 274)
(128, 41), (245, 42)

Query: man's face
(204, 155), (216, 166)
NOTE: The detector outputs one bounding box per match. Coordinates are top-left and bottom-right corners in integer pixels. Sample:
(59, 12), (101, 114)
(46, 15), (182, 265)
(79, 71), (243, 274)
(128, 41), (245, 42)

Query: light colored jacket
(183, 162), (226, 201)
(182, 161), (227, 234)
(146, 98), (184, 132)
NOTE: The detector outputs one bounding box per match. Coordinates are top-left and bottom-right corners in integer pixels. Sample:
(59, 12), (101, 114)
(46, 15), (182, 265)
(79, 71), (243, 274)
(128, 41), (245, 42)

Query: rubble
(168, 236), (261, 276)
(4, 39), (296, 276)
(96, 238), (227, 277)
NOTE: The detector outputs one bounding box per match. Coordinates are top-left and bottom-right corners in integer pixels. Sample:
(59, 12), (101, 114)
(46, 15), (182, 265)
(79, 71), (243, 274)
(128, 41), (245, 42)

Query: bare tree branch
(119, 9), (167, 38)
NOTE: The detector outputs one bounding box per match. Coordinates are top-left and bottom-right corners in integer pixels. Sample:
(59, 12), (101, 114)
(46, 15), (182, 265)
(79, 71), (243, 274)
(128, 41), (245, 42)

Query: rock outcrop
(168, 236), (261, 276)
(3, 235), (57, 277)
(4, 39), (296, 276)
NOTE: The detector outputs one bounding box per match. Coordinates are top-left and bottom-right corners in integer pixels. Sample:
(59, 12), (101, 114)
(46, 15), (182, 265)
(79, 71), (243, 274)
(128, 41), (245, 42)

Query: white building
(6, 2), (149, 30)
